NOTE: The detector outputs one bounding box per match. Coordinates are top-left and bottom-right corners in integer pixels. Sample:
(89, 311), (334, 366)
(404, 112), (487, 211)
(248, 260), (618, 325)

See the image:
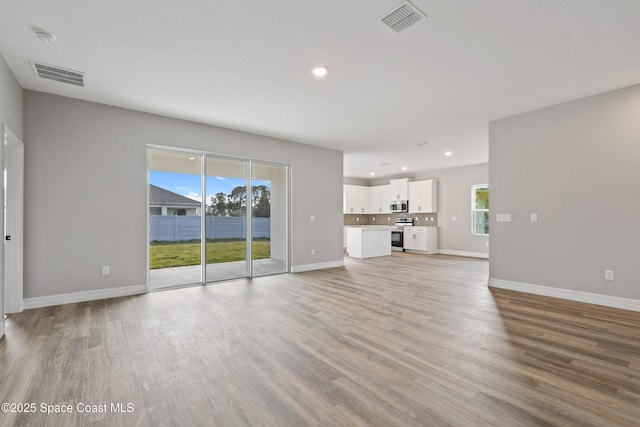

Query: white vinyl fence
(150, 216), (270, 242)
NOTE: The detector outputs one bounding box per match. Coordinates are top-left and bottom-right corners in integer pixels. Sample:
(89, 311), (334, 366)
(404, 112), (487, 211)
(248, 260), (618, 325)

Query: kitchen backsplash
(344, 213), (438, 226)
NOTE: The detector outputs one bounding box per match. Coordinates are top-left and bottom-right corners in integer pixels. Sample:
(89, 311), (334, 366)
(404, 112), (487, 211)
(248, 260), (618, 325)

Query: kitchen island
(345, 226), (396, 258)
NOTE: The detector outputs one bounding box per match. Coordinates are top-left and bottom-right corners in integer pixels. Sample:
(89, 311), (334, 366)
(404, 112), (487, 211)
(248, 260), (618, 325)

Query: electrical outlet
(102, 266), (110, 275)
(530, 213), (538, 222)
(604, 270), (614, 281)
(310, 215), (316, 222)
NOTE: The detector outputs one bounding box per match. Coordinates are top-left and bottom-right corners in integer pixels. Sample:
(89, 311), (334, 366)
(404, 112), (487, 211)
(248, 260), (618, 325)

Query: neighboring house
(149, 184), (201, 216)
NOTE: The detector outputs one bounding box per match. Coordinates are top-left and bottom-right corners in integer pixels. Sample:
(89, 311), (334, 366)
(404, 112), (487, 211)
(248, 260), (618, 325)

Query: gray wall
(489, 84), (640, 300)
(343, 177), (370, 186)
(414, 164), (489, 256)
(24, 91), (344, 299)
(0, 55), (23, 140)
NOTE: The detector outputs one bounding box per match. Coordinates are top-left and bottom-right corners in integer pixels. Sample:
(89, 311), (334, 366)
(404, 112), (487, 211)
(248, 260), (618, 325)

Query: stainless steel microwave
(390, 200), (408, 212)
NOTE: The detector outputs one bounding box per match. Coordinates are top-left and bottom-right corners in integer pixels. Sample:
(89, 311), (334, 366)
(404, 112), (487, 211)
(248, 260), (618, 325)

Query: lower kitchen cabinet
(403, 226), (438, 253)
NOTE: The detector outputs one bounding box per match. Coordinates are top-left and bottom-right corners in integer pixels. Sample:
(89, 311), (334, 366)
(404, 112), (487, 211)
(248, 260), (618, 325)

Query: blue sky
(150, 171), (269, 202)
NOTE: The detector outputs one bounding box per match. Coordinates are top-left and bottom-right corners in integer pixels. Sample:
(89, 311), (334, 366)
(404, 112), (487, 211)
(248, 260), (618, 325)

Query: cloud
(176, 186), (202, 202)
(175, 186), (202, 202)
(184, 192), (202, 202)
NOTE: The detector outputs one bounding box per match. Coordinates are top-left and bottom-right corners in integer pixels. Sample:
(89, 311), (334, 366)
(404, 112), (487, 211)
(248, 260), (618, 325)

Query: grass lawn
(150, 239), (270, 269)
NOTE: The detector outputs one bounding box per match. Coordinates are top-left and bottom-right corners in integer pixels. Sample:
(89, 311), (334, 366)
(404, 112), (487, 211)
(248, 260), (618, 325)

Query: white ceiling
(1, 1), (639, 179)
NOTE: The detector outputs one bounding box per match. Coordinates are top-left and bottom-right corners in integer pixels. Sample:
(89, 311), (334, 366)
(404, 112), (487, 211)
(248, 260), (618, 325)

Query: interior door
(1, 126), (3, 338)
(3, 125), (24, 319)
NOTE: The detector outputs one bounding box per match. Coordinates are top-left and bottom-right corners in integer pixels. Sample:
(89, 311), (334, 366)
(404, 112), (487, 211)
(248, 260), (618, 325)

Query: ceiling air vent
(30, 61), (85, 87)
(379, 1), (426, 33)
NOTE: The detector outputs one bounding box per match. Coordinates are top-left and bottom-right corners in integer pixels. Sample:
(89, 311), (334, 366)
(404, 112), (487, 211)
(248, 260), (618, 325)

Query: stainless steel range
(391, 218), (413, 251)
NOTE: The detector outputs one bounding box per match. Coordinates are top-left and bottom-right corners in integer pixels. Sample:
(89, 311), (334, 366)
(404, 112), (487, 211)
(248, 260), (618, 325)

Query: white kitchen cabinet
(344, 226), (347, 249)
(368, 186), (379, 214)
(403, 226), (438, 253)
(368, 185), (391, 213)
(343, 185), (369, 214)
(344, 185), (356, 213)
(389, 178), (410, 200)
(380, 185), (391, 212)
(408, 179), (438, 213)
(356, 186), (369, 213)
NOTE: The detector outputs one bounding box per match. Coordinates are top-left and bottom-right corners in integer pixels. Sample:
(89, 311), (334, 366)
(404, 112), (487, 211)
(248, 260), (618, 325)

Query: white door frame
(3, 124), (24, 318)
(0, 126), (3, 338)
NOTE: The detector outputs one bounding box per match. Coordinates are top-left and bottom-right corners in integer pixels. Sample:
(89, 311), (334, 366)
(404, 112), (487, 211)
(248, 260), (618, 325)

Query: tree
(204, 184), (271, 217)
(206, 192), (227, 216)
(227, 185), (247, 216)
(254, 186), (270, 217)
(216, 192), (228, 216)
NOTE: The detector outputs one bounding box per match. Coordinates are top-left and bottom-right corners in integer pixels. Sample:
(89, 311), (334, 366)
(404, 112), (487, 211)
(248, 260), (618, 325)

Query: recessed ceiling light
(370, 172), (375, 176)
(312, 66), (329, 78)
(444, 151), (453, 156)
(401, 166), (408, 171)
(34, 29), (56, 43)
(188, 157), (196, 160)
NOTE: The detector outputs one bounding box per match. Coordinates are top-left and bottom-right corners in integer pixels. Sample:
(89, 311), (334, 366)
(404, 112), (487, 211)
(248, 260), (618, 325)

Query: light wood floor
(1, 253), (639, 426)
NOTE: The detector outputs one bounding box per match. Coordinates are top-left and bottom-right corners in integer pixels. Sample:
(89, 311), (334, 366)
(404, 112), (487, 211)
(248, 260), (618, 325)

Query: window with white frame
(472, 184), (489, 236)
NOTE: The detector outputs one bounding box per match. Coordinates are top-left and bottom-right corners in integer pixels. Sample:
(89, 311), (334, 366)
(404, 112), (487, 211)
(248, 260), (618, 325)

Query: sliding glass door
(204, 156), (249, 282)
(148, 147), (289, 289)
(148, 149), (203, 289)
(251, 162), (288, 277)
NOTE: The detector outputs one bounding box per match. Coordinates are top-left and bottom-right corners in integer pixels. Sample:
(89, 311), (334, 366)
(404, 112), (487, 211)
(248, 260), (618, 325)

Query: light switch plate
(530, 213), (538, 222)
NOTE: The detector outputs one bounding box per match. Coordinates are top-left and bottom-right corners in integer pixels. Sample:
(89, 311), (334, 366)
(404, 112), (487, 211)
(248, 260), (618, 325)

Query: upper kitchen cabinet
(389, 178), (410, 200)
(368, 185), (391, 214)
(409, 179), (438, 213)
(344, 185), (369, 214)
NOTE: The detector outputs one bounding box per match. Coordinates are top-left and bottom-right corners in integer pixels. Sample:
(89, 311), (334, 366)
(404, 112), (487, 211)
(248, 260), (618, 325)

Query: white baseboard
(488, 278), (640, 312)
(438, 249), (489, 259)
(291, 260), (345, 273)
(24, 284), (147, 310)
